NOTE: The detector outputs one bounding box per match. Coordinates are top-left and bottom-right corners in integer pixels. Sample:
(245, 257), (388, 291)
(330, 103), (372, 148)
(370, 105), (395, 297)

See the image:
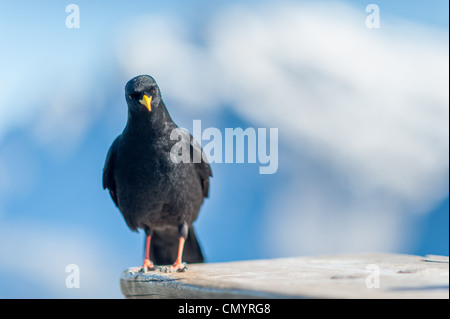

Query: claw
(142, 258), (155, 272)
(171, 262), (188, 272)
(129, 258), (155, 273)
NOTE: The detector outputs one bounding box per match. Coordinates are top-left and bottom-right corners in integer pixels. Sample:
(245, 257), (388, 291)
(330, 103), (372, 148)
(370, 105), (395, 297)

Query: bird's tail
(150, 226), (204, 265)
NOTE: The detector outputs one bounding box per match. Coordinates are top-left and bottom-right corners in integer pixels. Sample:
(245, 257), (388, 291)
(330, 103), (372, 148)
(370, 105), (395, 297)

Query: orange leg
(131, 234), (154, 273)
(171, 237), (187, 271)
(142, 234), (155, 270)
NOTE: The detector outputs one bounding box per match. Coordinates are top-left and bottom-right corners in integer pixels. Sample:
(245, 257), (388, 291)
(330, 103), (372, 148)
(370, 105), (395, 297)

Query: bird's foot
(130, 259), (155, 273)
(170, 261), (188, 272)
(141, 258), (156, 272)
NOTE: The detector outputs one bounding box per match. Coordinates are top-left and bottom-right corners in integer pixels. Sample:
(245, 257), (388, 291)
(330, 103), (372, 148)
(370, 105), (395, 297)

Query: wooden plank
(120, 253), (449, 299)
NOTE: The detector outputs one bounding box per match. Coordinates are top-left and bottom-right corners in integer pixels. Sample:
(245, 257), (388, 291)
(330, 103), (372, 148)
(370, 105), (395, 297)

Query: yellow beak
(139, 94), (152, 112)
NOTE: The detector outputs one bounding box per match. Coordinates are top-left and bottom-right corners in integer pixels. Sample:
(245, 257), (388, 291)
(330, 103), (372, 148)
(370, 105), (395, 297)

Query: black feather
(102, 75), (211, 264)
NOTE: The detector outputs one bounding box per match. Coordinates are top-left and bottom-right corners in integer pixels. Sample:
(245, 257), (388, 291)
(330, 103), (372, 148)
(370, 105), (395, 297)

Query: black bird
(103, 75), (212, 271)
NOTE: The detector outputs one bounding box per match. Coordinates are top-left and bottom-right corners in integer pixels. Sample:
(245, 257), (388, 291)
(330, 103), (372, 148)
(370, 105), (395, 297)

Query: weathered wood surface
(120, 253), (449, 299)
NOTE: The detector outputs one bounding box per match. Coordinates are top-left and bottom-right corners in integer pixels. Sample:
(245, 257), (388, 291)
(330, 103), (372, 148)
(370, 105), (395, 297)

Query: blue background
(0, 1), (448, 298)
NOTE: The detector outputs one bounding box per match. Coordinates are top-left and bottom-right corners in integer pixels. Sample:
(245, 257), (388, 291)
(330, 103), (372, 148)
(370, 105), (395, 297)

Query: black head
(125, 75), (162, 114)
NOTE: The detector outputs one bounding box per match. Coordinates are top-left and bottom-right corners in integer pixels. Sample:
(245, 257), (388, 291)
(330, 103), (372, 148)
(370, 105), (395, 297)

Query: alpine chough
(103, 75), (212, 271)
